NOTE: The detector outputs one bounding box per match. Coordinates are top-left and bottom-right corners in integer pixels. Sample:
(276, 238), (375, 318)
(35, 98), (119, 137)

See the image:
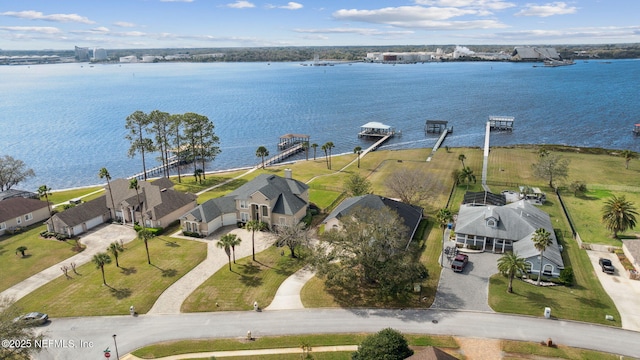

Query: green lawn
(12, 232), (206, 317)
(181, 245), (305, 312)
(0, 224), (84, 292)
(503, 340), (630, 360)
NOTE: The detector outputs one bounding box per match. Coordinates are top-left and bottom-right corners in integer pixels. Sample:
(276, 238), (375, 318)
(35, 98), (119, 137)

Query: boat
(544, 59), (575, 67)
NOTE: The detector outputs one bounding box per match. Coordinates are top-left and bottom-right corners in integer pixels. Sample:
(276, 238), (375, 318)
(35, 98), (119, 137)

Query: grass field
(12, 229), (206, 317)
(0, 224), (84, 292)
(181, 245), (306, 312)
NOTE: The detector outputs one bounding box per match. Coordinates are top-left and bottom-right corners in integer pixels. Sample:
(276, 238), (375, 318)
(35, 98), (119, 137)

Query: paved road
(33, 309), (640, 359)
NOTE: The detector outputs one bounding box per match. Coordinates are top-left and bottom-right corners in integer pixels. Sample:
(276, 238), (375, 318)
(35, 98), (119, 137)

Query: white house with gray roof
(455, 200), (564, 277)
(180, 172), (309, 236)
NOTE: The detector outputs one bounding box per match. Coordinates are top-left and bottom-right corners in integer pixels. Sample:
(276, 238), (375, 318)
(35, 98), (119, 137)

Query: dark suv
(599, 258), (615, 274)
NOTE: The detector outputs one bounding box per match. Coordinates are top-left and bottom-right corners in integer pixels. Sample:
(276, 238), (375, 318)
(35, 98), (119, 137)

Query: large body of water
(1, 59), (639, 191)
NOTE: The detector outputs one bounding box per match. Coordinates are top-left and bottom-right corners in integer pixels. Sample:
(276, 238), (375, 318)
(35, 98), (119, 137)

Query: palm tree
(620, 150), (637, 170)
(99, 167), (117, 220)
(497, 252), (527, 293)
(354, 146), (362, 168)
(301, 142), (309, 161)
(311, 143), (318, 160)
(217, 234), (234, 270)
(37, 185), (53, 216)
(92, 252), (112, 285)
(602, 195), (638, 238)
(458, 154), (466, 168)
(435, 208), (453, 230)
(256, 146), (269, 169)
(321, 144), (329, 168)
(532, 228), (552, 286)
(137, 228), (154, 264)
(107, 241), (124, 268)
(458, 166), (476, 189)
(193, 168), (204, 184)
(244, 220), (266, 261)
(227, 233), (242, 263)
(325, 141), (334, 169)
(129, 178), (142, 226)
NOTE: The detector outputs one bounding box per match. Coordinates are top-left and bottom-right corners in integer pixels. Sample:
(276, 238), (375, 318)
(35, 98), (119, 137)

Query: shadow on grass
(161, 268), (177, 277)
(240, 262), (261, 275)
(120, 267), (137, 275)
(239, 275), (263, 287)
(107, 286), (132, 299)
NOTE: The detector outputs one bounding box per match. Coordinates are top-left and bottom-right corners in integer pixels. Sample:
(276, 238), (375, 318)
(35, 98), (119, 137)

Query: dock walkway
(426, 127), (452, 162)
(482, 121), (491, 191)
(262, 143), (304, 167)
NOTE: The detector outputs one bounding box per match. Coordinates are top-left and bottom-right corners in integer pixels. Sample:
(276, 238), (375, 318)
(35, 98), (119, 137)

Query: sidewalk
(265, 266), (315, 310)
(120, 345), (358, 360)
(0, 224), (136, 303)
(147, 227), (275, 314)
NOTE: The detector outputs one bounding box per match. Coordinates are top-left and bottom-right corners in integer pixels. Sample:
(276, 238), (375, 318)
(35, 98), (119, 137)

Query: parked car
(599, 258), (615, 274)
(13, 312), (48, 326)
(451, 253), (469, 272)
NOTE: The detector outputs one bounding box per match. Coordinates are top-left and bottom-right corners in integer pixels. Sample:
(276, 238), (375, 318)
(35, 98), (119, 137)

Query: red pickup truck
(451, 254), (469, 272)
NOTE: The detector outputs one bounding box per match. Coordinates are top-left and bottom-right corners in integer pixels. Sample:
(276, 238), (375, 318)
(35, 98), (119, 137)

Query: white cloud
(279, 2), (304, 10)
(226, 1), (255, 8)
(515, 2), (578, 17)
(294, 27), (414, 36)
(0, 10), (95, 24)
(0, 26), (62, 34)
(114, 21), (136, 28)
(415, 0), (516, 11)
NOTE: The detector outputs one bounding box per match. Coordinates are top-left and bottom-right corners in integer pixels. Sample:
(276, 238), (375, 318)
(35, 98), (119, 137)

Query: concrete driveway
(431, 244), (500, 312)
(586, 250), (640, 331)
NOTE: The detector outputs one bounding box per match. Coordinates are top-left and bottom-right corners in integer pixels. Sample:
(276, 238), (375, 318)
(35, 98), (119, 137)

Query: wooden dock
(131, 156), (182, 180)
(488, 115), (514, 131)
(426, 127), (452, 162)
(634, 124), (640, 136)
(262, 143), (305, 167)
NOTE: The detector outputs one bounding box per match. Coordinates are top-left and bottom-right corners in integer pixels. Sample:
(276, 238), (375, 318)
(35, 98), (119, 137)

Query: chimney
(284, 168), (292, 179)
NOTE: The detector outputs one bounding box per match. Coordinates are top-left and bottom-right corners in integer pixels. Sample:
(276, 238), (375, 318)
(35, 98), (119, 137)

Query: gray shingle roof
(0, 197), (49, 222)
(184, 196), (236, 223)
(227, 174), (309, 216)
(50, 196), (108, 225)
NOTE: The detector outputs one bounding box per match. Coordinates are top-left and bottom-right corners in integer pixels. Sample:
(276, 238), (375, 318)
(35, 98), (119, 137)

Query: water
(1, 60), (639, 191)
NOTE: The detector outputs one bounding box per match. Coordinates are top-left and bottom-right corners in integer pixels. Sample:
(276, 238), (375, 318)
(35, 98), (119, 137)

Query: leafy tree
(385, 168), (430, 205)
(256, 146), (269, 169)
(99, 167), (117, 219)
(129, 178), (142, 226)
(311, 143), (318, 160)
(0, 155), (35, 191)
(568, 180), (587, 197)
(458, 153), (466, 168)
(193, 168), (204, 184)
(435, 208), (453, 229)
(497, 252), (527, 293)
(353, 146), (362, 168)
(538, 148), (550, 158)
(92, 252), (112, 285)
(532, 228), (552, 286)
(532, 152), (569, 188)
(15, 246), (28, 257)
(217, 234), (235, 270)
(559, 267), (574, 286)
(620, 149), (637, 170)
(107, 241), (124, 268)
(275, 221), (309, 258)
(125, 110), (155, 181)
(458, 166), (476, 189)
(245, 220), (267, 261)
(0, 298), (44, 359)
(601, 195), (638, 238)
(148, 110), (172, 177)
(137, 228), (154, 264)
(352, 328), (413, 360)
(183, 112), (220, 180)
(37, 184), (53, 217)
(316, 207), (426, 298)
(344, 173), (371, 196)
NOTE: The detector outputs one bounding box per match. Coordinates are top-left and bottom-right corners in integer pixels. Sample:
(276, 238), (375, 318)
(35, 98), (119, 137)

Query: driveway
(431, 242), (500, 311)
(586, 250), (640, 331)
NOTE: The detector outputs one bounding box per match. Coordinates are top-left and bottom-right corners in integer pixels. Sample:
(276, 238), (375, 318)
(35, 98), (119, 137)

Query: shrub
(559, 267), (574, 286)
(183, 231), (203, 238)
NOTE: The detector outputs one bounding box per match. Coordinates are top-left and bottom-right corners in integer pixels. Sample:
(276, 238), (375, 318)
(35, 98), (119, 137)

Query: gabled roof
(0, 189), (38, 202)
(145, 189), (196, 220)
(325, 194), (423, 243)
(151, 177), (174, 190)
(0, 198), (49, 222)
(456, 200), (563, 268)
(406, 346), (458, 360)
(49, 196), (108, 226)
(228, 174), (309, 216)
(183, 196), (236, 223)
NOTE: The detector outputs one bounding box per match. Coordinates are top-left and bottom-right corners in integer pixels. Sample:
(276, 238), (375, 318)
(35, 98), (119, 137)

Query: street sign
(105, 351), (111, 358)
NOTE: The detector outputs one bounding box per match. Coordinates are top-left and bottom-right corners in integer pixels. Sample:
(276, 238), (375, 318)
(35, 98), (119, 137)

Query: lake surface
(1, 59), (639, 191)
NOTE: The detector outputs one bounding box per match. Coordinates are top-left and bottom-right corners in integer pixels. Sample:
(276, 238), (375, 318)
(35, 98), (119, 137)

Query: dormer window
(486, 218), (497, 228)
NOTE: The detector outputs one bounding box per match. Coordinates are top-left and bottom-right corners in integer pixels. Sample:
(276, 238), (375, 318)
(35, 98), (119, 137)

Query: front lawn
(0, 224), (84, 292)
(181, 245), (305, 312)
(12, 232), (206, 317)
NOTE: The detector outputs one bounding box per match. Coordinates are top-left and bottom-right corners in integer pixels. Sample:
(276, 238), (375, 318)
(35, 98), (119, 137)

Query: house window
(486, 219), (496, 227)
(16, 217), (22, 225)
(239, 200), (247, 209)
(0, 222), (5, 230)
(186, 222), (192, 232)
(543, 264), (553, 276)
(262, 206), (268, 217)
(241, 212), (249, 222)
(279, 217), (286, 226)
(24, 213), (33, 221)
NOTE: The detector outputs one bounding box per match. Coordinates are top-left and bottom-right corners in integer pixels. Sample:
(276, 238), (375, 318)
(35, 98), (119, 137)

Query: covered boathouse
(358, 122), (395, 138)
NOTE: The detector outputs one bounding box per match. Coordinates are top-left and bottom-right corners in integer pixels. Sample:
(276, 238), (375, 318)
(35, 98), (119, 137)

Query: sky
(0, 0), (639, 50)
